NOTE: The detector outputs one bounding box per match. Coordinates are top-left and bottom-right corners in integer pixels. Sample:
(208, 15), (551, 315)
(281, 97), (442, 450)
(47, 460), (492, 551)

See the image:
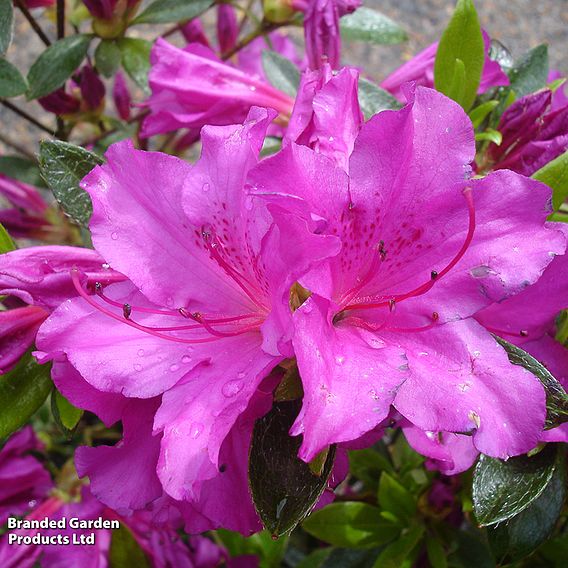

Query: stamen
(123, 304), (132, 319)
(201, 225), (266, 310)
(384, 312), (439, 333)
(344, 188), (475, 312)
(71, 269), (228, 345)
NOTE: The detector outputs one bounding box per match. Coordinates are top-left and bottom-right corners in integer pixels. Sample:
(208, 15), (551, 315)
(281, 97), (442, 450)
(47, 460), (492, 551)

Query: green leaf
(377, 473), (417, 523)
(445, 57), (466, 105)
(372, 525), (424, 568)
(447, 529), (495, 568)
(261, 136), (282, 157)
(262, 50), (300, 98)
(434, 0), (484, 110)
(487, 447), (566, 563)
(296, 547), (333, 568)
(472, 443), (560, 526)
(349, 447), (394, 489)
(303, 502), (399, 548)
(322, 548), (382, 568)
(109, 525), (151, 568)
(249, 399), (336, 537)
(475, 128), (502, 145)
(0, 156), (45, 187)
(469, 100), (499, 128)
(426, 538), (448, 568)
(133, 0), (213, 25)
(508, 45), (549, 99)
(0, 57), (27, 97)
(0, 352), (52, 440)
(494, 336), (568, 429)
(0, 223), (16, 253)
(118, 38), (152, 94)
(0, 0), (13, 56)
(358, 78), (402, 120)
(94, 40), (122, 78)
(27, 35), (92, 100)
(532, 150), (568, 210)
(51, 389), (83, 435)
(38, 140), (103, 227)
(340, 7), (407, 45)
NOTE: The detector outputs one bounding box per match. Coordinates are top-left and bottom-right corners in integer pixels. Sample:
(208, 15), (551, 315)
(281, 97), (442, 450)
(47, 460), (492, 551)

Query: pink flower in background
(113, 71), (132, 121)
(294, 0), (361, 69)
(35, 109), (339, 532)
(217, 4), (239, 55)
(0, 427), (52, 525)
(248, 84), (565, 463)
(487, 88), (568, 176)
(83, 0), (140, 21)
(381, 31), (509, 100)
(141, 39), (295, 138)
(0, 174), (53, 240)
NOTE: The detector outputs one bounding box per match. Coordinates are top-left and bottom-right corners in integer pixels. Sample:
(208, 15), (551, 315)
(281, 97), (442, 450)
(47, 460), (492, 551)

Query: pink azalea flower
(487, 88), (568, 176)
(0, 427), (53, 525)
(381, 31), (509, 101)
(548, 70), (568, 111)
(141, 39), (295, 138)
(0, 306), (49, 373)
(247, 83), (565, 463)
(217, 4), (239, 55)
(293, 0), (361, 69)
(0, 174), (54, 240)
(113, 71), (131, 121)
(35, 109), (340, 532)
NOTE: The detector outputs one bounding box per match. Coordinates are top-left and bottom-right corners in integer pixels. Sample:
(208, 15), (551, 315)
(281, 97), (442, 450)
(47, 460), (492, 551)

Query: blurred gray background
(1, 0), (567, 154)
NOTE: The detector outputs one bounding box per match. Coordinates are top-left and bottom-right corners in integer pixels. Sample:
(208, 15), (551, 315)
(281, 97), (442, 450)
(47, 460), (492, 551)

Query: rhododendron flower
(0, 174), (52, 240)
(141, 40), (295, 138)
(113, 71), (131, 121)
(0, 427), (52, 525)
(35, 109), (339, 532)
(83, 0), (140, 21)
(486, 88), (568, 176)
(293, 0), (361, 69)
(248, 83), (565, 463)
(381, 31), (509, 100)
(217, 4), (238, 55)
(39, 65), (106, 116)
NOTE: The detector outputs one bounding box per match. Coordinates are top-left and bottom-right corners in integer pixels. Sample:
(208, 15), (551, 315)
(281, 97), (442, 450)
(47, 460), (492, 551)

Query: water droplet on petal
(170, 364), (179, 372)
(182, 355), (192, 364)
(222, 379), (244, 398)
(134, 363), (142, 372)
(137, 349), (145, 357)
(189, 422), (203, 439)
(237, 371), (246, 379)
(335, 355), (345, 365)
(111, 231), (118, 240)
(202, 182), (210, 193)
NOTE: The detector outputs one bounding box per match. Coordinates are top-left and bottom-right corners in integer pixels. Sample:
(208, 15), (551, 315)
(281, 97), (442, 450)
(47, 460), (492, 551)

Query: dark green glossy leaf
(132, 0), (213, 25)
(0, 0), (13, 56)
(371, 524), (424, 568)
(249, 399), (335, 537)
(118, 38), (151, 94)
(447, 529), (495, 568)
(508, 44), (549, 99)
(27, 35), (92, 100)
(0, 222), (16, 253)
(532, 150), (568, 211)
(38, 140), (103, 227)
(94, 40), (122, 78)
(0, 58), (27, 98)
(473, 444), (559, 526)
(487, 447), (566, 563)
(262, 50), (300, 98)
(0, 156), (45, 187)
(51, 389), (83, 435)
(358, 78), (402, 120)
(494, 336), (568, 429)
(340, 7), (407, 45)
(295, 547), (333, 568)
(377, 473), (416, 522)
(109, 524), (151, 567)
(303, 502), (399, 548)
(322, 548), (382, 568)
(0, 352), (52, 440)
(434, 0), (484, 110)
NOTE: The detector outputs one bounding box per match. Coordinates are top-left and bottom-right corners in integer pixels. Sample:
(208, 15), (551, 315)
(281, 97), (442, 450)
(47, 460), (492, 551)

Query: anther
(95, 282), (103, 293)
(123, 304), (132, 319)
(179, 307), (190, 318)
(520, 330), (528, 337)
(432, 311), (439, 321)
(431, 271), (438, 280)
(388, 299), (396, 312)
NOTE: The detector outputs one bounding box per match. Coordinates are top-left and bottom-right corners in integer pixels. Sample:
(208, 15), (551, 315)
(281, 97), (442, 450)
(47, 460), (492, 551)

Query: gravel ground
(1, 1), (567, 155)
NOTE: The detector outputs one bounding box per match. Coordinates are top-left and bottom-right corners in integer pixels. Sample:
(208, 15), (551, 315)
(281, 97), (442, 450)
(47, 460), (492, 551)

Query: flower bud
(263, 0), (295, 23)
